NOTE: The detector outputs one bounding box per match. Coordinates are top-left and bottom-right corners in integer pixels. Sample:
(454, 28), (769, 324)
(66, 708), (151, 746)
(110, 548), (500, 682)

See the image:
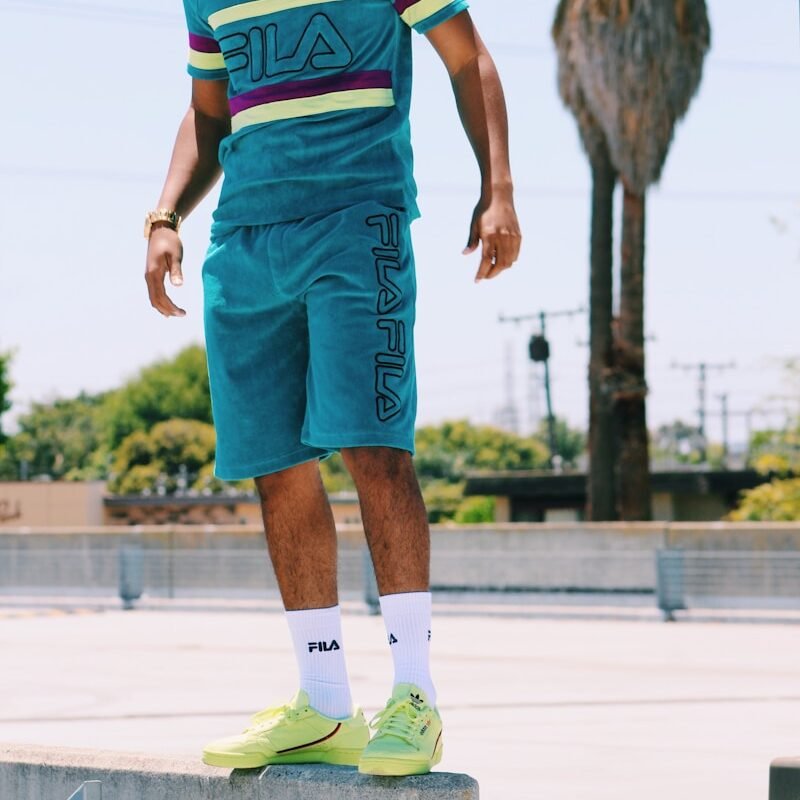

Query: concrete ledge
(0, 744), (479, 800)
(769, 756), (800, 800)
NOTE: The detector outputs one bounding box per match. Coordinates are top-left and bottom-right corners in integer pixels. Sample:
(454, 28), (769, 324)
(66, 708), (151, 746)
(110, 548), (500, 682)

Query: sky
(0, 0), (798, 450)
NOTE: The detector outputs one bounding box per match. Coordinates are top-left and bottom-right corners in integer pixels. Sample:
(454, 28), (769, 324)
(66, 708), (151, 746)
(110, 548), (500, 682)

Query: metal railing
(3, 543), (800, 619)
(66, 781), (102, 800)
(655, 549), (800, 620)
(0, 545), (656, 605)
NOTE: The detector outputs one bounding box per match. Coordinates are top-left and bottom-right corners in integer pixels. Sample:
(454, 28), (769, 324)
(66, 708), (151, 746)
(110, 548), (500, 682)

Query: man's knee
(340, 446), (414, 482)
(254, 459), (322, 502)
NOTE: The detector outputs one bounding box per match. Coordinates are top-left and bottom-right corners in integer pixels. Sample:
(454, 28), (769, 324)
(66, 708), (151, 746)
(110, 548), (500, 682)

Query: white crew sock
(379, 591), (436, 706)
(285, 605), (353, 720)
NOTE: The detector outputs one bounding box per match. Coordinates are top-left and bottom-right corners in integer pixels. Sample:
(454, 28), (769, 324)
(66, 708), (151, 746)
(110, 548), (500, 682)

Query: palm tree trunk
(616, 185), (652, 520)
(587, 147), (617, 520)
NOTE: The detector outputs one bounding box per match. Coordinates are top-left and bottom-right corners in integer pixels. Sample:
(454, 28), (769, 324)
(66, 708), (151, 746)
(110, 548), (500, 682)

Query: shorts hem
(214, 446), (333, 481)
(303, 432), (415, 455)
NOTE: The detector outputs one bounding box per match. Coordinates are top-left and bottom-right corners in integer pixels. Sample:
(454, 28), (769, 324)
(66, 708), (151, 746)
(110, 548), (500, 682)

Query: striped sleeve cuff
(187, 33), (228, 80)
(395, 0), (469, 33)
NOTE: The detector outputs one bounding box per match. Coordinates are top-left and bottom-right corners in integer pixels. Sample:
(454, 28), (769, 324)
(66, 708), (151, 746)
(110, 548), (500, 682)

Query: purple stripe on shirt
(189, 33), (221, 53)
(229, 70), (392, 115)
(393, 0), (420, 13)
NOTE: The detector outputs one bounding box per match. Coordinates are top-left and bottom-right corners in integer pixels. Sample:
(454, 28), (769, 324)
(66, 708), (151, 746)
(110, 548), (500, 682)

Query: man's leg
(255, 460), (337, 611)
(342, 446), (442, 775)
(200, 224), (368, 768)
(339, 447), (428, 596)
(254, 460), (353, 720)
(202, 457), (369, 768)
(340, 446), (435, 701)
(283, 203), (438, 773)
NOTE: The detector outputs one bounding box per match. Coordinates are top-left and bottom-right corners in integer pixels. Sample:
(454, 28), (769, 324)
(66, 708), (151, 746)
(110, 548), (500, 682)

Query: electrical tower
(499, 306), (585, 467)
(493, 341), (520, 433)
(671, 360), (735, 462)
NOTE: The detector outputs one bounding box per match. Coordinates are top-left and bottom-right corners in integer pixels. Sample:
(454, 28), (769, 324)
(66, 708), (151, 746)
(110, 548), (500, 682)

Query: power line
(0, 165), (161, 184)
(421, 184), (799, 204)
(0, 0), (181, 24)
(483, 42), (800, 73)
(2, 167), (794, 206)
(3, 1), (799, 75)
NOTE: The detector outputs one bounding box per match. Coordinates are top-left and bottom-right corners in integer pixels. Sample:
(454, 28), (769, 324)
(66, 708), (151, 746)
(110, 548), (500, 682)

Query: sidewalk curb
(0, 743), (479, 800)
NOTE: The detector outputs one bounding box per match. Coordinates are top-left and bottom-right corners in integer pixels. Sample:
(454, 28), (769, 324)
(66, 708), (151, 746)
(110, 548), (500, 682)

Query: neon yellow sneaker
(358, 683), (443, 776)
(202, 689), (369, 769)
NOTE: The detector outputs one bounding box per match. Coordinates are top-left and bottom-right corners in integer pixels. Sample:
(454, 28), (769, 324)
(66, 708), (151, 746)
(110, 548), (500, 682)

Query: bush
(454, 495), (495, 523)
(728, 479), (800, 522)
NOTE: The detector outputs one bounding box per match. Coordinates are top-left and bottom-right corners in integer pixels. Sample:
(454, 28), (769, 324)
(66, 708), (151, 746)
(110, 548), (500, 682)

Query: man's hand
(145, 225), (186, 317)
(463, 194), (522, 282)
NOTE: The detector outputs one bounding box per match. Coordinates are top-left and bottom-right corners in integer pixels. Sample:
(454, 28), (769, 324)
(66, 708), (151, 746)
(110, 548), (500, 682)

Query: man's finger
(484, 231), (521, 279)
(492, 235), (514, 273)
(168, 254), (184, 288)
(507, 230), (522, 263)
(146, 270), (186, 317)
(474, 236), (496, 283)
(155, 291), (186, 318)
(157, 285), (186, 316)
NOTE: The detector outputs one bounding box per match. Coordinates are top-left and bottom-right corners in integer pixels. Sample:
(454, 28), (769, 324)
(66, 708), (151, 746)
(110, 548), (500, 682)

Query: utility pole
(717, 393), (729, 467)
(671, 361), (735, 462)
(707, 404), (786, 468)
(499, 306), (586, 468)
(494, 341), (520, 434)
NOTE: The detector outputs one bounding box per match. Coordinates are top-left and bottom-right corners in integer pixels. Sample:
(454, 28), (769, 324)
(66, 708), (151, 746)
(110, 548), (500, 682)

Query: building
(103, 491), (362, 526)
(464, 469), (771, 522)
(0, 482), (361, 527)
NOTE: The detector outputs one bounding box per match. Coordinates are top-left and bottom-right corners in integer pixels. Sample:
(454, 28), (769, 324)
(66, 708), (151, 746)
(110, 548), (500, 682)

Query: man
(144, 0), (520, 777)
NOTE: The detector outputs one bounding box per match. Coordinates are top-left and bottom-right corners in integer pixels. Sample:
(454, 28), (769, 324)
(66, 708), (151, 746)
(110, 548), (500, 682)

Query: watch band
(144, 209), (182, 239)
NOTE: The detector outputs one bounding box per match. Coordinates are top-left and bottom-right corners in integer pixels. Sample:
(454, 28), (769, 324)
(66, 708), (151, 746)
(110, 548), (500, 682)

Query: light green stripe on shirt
(400, 0), (457, 28)
(188, 49), (226, 71)
(209, 0), (342, 30)
(231, 88), (395, 132)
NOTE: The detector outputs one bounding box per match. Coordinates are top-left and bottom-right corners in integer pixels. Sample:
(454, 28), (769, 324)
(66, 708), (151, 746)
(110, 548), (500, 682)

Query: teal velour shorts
(202, 201), (418, 481)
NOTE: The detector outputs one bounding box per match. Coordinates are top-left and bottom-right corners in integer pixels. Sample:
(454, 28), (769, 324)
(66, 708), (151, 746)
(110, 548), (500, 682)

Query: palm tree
(553, 2), (617, 521)
(553, 0), (710, 520)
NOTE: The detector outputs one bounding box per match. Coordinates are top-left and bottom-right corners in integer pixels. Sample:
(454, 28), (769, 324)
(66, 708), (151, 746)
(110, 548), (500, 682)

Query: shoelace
(246, 704), (302, 732)
(369, 698), (424, 748)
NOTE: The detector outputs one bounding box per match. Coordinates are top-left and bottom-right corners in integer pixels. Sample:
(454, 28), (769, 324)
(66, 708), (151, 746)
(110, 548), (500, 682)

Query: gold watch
(144, 209), (182, 238)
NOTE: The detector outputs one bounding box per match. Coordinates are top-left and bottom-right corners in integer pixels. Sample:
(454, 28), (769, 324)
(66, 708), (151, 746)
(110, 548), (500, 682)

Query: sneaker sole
(358, 741), (443, 777)
(203, 746), (365, 769)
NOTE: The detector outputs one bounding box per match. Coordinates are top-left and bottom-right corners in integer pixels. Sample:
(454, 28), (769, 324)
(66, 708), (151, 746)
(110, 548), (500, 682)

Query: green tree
(103, 344), (212, 450)
(0, 392), (108, 480)
(535, 417), (586, 467)
(553, 0), (710, 520)
(109, 418), (217, 494)
(730, 367), (799, 520)
(454, 495), (496, 524)
(414, 419), (550, 484)
(729, 478), (800, 522)
(319, 453), (356, 494)
(414, 420), (550, 522)
(0, 350), (13, 444)
(422, 480), (465, 524)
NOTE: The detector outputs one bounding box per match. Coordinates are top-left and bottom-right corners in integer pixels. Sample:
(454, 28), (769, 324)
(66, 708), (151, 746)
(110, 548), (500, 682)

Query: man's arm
(145, 79), (231, 317)
(425, 13), (521, 282)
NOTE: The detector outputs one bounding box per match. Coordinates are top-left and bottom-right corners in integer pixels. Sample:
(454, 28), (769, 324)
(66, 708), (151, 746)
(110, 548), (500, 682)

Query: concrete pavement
(1, 603), (798, 799)
(0, 744), (479, 800)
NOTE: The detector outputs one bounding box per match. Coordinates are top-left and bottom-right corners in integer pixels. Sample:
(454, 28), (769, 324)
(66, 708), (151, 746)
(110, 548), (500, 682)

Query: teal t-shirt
(182, 0), (469, 229)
